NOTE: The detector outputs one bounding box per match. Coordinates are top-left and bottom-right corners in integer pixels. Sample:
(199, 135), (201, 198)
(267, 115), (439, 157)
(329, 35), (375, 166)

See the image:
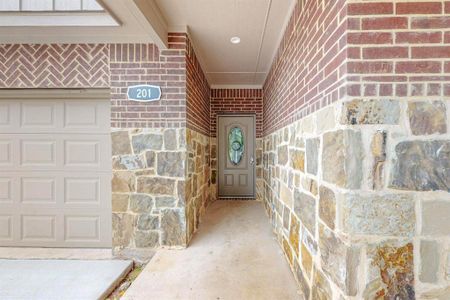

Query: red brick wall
(0, 44), (109, 88)
(347, 0), (450, 98)
(186, 35), (211, 136)
(0, 38), (190, 129)
(210, 89), (263, 137)
(110, 37), (187, 128)
(263, 0), (348, 135)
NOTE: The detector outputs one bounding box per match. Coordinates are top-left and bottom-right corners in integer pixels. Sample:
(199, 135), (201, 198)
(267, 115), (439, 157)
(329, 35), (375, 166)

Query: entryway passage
(123, 201), (301, 300)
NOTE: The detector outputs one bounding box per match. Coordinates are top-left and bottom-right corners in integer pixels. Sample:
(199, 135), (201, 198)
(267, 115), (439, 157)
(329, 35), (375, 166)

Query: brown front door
(218, 115), (255, 198)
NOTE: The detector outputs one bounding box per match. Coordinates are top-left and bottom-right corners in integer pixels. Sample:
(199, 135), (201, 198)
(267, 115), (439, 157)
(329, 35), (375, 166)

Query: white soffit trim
(186, 26), (212, 86)
(261, 0), (297, 85)
(0, 12), (119, 27)
(132, 0), (169, 49)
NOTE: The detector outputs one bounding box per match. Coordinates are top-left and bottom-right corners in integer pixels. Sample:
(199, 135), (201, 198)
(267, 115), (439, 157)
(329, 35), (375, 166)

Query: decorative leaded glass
(228, 127), (244, 165)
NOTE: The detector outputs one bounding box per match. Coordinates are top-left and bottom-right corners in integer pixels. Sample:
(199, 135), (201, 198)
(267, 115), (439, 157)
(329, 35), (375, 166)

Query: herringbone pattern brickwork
(0, 44), (109, 88)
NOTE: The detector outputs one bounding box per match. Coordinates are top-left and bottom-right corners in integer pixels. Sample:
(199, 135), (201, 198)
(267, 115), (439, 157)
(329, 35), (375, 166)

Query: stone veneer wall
(186, 129), (211, 241)
(110, 40), (190, 249)
(262, 0), (450, 299)
(263, 97), (450, 299)
(185, 34), (212, 242)
(111, 128), (187, 248)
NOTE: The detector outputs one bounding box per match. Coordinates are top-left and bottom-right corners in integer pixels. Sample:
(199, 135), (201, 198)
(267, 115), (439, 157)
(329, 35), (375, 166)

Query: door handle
(250, 156), (255, 165)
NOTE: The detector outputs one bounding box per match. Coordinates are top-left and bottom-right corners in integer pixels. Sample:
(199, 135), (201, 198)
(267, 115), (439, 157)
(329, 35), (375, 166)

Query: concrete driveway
(0, 259), (132, 300)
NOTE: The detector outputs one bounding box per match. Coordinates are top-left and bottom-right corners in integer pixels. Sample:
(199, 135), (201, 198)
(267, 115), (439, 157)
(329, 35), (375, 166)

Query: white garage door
(0, 90), (112, 248)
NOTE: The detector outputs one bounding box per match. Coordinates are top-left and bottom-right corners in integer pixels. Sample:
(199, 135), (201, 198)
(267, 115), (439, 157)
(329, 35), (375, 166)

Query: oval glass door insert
(228, 127), (244, 165)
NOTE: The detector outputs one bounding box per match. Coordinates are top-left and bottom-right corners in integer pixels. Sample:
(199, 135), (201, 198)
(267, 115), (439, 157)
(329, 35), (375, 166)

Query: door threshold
(218, 197), (256, 201)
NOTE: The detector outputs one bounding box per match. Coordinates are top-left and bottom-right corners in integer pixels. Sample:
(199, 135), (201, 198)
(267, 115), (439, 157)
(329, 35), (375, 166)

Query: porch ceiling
(153, 0), (295, 88)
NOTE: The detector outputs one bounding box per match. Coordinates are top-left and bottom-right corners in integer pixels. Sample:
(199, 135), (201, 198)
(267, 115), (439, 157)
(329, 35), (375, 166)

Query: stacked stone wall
(186, 129), (211, 242)
(263, 0), (450, 298)
(111, 128), (187, 248)
(263, 99), (450, 298)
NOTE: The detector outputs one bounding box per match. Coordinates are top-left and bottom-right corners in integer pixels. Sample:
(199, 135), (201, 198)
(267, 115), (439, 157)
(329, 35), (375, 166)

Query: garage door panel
(4, 172), (109, 207)
(0, 216), (12, 240)
(65, 216), (100, 242)
(0, 96), (112, 248)
(0, 139), (13, 166)
(0, 178), (12, 203)
(64, 140), (100, 167)
(21, 215), (57, 241)
(63, 101), (109, 131)
(0, 134), (111, 171)
(21, 140), (57, 167)
(1, 99), (110, 134)
(21, 177), (57, 204)
(0, 101), (18, 129)
(0, 176), (19, 205)
(20, 101), (59, 129)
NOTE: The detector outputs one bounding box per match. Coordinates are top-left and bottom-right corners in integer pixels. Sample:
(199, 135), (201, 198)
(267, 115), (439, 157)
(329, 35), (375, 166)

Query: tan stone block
(319, 224), (359, 296)
(137, 177), (176, 195)
(293, 190), (316, 235)
(316, 105), (336, 134)
(283, 237), (293, 265)
(111, 131), (131, 155)
(341, 99), (400, 125)
(322, 130), (363, 189)
(112, 171), (136, 193)
(319, 186), (336, 230)
(112, 213), (135, 248)
(280, 182), (293, 208)
(301, 243), (312, 275)
(301, 177), (318, 196)
(161, 208), (186, 247)
(422, 200), (450, 236)
(420, 240), (439, 283)
(341, 194), (415, 236)
(305, 138), (319, 175)
(312, 268), (332, 300)
(289, 216), (300, 257)
(290, 149), (305, 171)
(164, 129), (177, 150)
(408, 101), (447, 135)
(277, 145), (289, 165)
(301, 115), (315, 134)
(112, 194), (129, 212)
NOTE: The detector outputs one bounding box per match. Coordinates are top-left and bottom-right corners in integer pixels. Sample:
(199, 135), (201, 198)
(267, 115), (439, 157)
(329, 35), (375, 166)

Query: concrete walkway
(0, 259), (132, 300)
(124, 200), (301, 300)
